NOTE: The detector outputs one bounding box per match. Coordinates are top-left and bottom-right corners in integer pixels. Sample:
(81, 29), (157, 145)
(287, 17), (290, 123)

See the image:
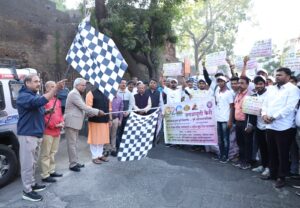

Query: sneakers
(42, 176), (56, 183)
(232, 161), (242, 168)
(219, 158), (229, 164)
(252, 165), (264, 173)
(212, 156), (220, 161)
(261, 168), (270, 176)
(31, 183), (46, 192)
(22, 191), (43, 202)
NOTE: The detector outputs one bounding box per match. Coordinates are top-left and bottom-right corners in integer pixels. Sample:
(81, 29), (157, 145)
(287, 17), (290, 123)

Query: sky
(65, 0), (300, 56)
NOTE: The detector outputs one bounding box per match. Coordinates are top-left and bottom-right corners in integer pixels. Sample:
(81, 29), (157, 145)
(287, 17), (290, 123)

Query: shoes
(292, 185), (300, 189)
(219, 158), (229, 164)
(99, 156), (109, 162)
(252, 165), (264, 173)
(50, 172), (63, 177)
(22, 191), (43, 202)
(260, 175), (276, 180)
(111, 151), (117, 157)
(232, 160), (241, 167)
(92, 158), (102, 164)
(76, 163), (85, 168)
(240, 163), (251, 170)
(212, 156), (220, 161)
(69, 166), (80, 172)
(261, 168), (270, 176)
(31, 183), (46, 192)
(275, 178), (285, 188)
(42, 176), (56, 183)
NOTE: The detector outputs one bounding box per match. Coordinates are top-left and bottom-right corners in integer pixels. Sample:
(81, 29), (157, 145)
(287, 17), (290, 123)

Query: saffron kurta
(86, 91), (112, 145)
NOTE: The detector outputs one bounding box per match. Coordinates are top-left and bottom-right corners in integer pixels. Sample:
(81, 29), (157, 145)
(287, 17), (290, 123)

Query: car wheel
(0, 144), (18, 188)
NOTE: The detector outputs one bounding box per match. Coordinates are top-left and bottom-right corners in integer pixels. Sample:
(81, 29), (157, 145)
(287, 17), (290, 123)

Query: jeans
(217, 122), (230, 160)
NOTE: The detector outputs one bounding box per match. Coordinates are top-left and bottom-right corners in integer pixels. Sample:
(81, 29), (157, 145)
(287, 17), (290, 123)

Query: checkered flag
(66, 16), (128, 100)
(118, 110), (159, 162)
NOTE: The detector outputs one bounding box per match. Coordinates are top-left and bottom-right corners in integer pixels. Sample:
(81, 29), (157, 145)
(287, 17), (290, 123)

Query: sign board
(281, 38), (300, 75)
(163, 62), (183, 76)
(242, 96), (264, 116)
(206, 51), (227, 67)
(163, 97), (218, 145)
(249, 39), (272, 58)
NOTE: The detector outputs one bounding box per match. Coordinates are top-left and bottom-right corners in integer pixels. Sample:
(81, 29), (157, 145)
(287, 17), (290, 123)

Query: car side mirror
(0, 110), (8, 117)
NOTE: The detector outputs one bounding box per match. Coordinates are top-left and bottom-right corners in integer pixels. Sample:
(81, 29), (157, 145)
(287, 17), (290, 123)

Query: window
(0, 82), (5, 110)
(9, 81), (23, 109)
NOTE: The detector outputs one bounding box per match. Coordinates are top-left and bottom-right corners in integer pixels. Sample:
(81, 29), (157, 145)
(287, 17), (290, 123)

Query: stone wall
(0, 0), (81, 82)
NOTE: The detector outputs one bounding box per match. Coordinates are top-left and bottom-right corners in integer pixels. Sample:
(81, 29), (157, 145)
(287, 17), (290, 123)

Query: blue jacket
(17, 86), (49, 138)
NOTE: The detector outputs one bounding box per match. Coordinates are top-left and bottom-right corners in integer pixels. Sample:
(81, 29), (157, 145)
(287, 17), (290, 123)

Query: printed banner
(242, 96), (263, 116)
(163, 97), (218, 145)
(163, 62), (183, 76)
(235, 56), (258, 71)
(281, 38), (300, 75)
(249, 39), (272, 58)
(206, 51), (227, 67)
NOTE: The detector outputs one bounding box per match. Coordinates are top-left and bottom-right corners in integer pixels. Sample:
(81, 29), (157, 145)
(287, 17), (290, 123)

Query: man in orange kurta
(86, 88), (112, 164)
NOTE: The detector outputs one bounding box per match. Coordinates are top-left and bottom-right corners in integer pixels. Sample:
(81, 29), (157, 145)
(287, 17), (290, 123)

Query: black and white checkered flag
(66, 16), (128, 100)
(118, 110), (159, 162)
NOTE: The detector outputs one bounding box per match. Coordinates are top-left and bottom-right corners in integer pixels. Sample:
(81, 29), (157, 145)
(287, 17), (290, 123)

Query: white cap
(257, 68), (268, 75)
(170, 78), (178, 84)
(216, 76), (227, 82)
(267, 76), (275, 83)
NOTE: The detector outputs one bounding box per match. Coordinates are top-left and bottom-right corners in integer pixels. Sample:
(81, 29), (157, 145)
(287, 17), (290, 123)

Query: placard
(163, 97), (218, 145)
(206, 51), (227, 67)
(163, 62), (183, 76)
(249, 39), (272, 58)
(281, 38), (300, 75)
(242, 96), (263, 116)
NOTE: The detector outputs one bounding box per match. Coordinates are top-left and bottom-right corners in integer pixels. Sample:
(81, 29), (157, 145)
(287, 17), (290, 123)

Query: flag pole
(45, 65), (71, 127)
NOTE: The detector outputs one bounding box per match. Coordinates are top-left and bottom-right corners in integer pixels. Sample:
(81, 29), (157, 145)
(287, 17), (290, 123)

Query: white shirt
(261, 82), (300, 131)
(256, 91), (268, 130)
(215, 88), (234, 122)
(163, 86), (183, 104)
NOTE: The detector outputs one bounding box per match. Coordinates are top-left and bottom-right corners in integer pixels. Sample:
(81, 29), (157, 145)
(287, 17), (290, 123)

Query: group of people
(16, 56), (300, 202)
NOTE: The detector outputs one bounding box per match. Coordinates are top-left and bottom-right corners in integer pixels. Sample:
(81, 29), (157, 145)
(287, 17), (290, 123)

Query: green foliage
(51, 0), (66, 11)
(97, 0), (182, 53)
(176, 0), (251, 70)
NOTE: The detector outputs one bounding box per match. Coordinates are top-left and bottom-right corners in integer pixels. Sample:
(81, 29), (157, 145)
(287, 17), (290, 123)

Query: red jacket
(44, 97), (64, 137)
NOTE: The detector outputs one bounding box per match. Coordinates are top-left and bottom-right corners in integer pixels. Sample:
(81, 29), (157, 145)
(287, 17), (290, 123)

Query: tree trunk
(194, 44), (199, 72)
(95, 0), (107, 22)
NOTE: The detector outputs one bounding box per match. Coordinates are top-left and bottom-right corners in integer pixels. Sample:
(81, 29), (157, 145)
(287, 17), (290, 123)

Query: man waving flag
(66, 16), (128, 100)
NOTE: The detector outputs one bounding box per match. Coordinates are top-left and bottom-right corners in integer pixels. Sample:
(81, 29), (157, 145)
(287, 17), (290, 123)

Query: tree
(175, 0), (251, 71)
(93, 0), (184, 79)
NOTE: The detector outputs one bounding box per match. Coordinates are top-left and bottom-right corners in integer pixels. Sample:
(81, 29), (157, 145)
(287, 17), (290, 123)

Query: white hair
(73, 78), (86, 88)
(45, 81), (56, 91)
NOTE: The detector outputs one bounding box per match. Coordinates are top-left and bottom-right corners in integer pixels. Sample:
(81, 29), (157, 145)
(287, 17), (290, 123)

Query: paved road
(0, 136), (299, 208)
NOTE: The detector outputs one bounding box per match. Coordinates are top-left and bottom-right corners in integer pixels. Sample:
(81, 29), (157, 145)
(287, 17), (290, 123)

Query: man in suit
(64, 78), (105, 172)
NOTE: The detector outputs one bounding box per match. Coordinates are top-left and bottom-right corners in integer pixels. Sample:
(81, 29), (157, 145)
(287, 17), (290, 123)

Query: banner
(281, 38), (300, 75)
(234, 56), (258, 71)
(163, 97), (218, 145)
(206, 51), (227, 67)
(249, 39), (272, 58)
(163, 62), (183, 76)
(242, 96), (263, 116)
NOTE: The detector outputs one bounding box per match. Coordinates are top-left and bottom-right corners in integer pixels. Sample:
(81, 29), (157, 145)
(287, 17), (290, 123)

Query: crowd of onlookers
(15, 56), (300, 202)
